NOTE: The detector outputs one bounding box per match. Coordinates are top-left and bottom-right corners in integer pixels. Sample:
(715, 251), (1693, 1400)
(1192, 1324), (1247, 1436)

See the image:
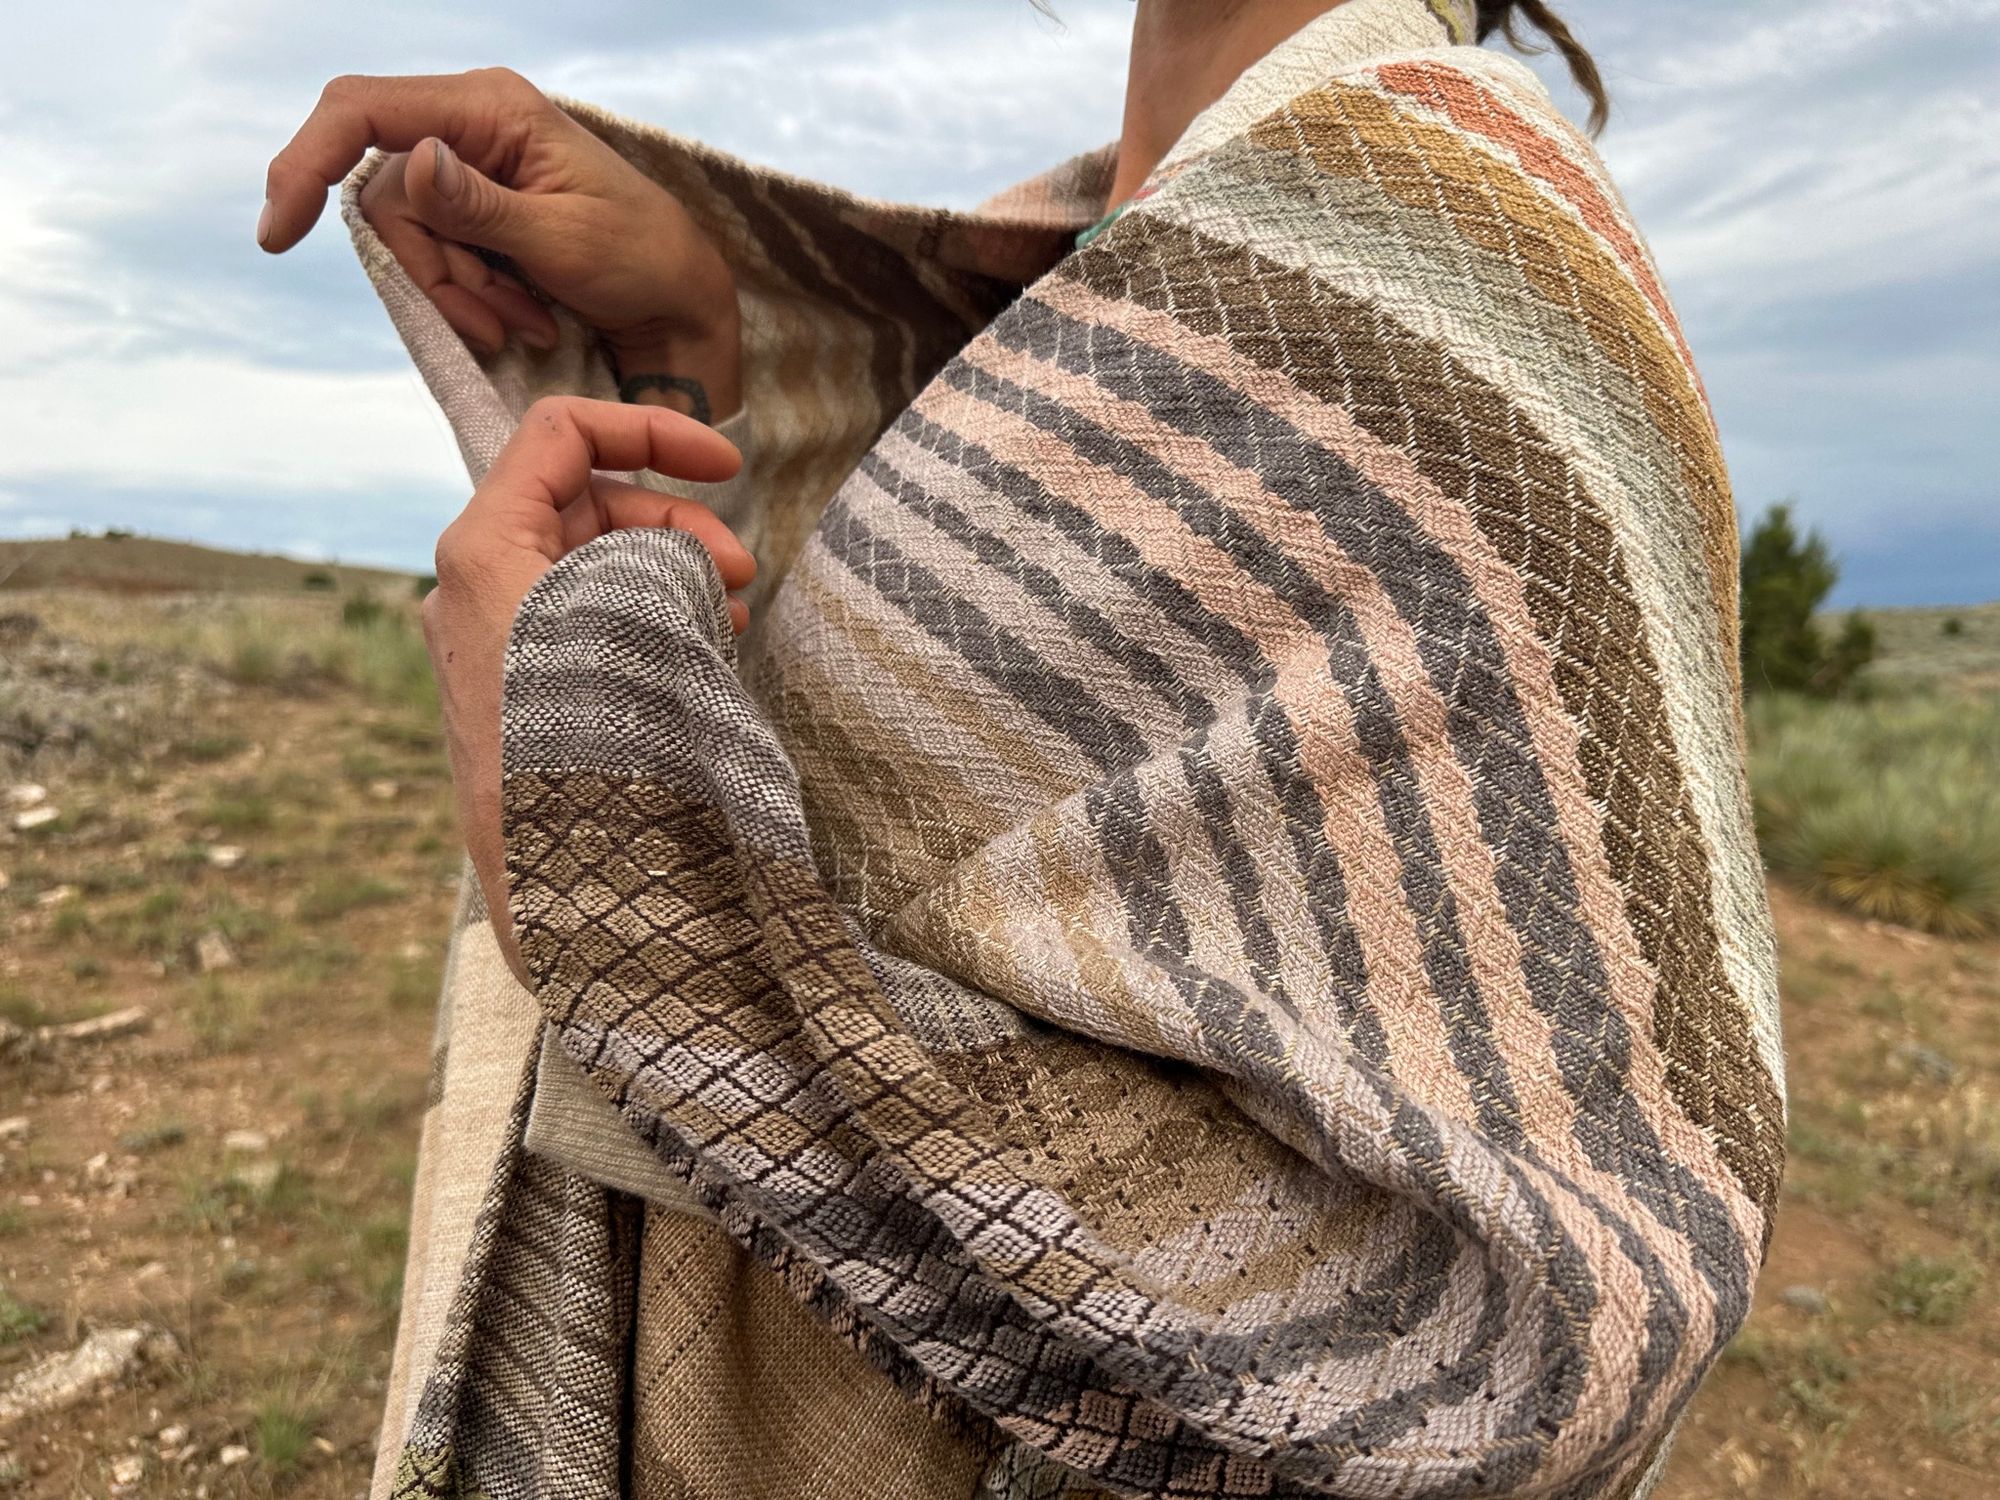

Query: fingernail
(256, 199), (273, 247)
(520, 325), (557, 352)
(433, 139), (463, 200)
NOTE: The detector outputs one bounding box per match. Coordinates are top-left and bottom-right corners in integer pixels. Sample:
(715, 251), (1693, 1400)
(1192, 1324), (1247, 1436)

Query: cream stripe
(1154, 0), (1458, 183)
(1031, 274), (1762, 1436)
(774, 544), (1084, 807)
(1137, 177), (1783, 1100)
(921, 366), (1463, 1113)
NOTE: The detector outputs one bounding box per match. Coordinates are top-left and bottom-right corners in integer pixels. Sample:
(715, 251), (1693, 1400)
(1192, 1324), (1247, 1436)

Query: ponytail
(1476, 1), (1609, 134)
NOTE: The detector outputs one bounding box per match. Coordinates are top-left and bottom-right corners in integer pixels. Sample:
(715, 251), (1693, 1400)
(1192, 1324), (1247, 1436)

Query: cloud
(1520, 1), (2000, 601)
(2, 0), (1995, 603)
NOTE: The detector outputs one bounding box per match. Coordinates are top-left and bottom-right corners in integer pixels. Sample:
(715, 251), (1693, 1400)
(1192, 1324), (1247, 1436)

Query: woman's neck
(1108, 0), (1351, 208)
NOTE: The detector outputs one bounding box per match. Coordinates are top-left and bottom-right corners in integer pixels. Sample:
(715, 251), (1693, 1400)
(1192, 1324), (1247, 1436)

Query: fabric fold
(356, 2), (1782, 1495)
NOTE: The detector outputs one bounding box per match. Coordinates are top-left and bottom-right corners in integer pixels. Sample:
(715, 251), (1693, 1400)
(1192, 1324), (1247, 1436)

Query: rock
(195, 930), (236, 974)
(228, 1159), (283, 1197)
(110, 1452), (145, 1488)
(368, 778), (399, 801)
(205, 845), (245, 870)
(39, 1007), (149, 1045)
(35, 884), (77, 907)
(1779, 1284), (1831, 1316)
(0, 1326), (178, 1425)
(11, 805), (59, 832)
(157, 1423), (189, 1448)
(1892, 1041), (1957, 1085)
(217, 1444), (250, 1467)
(6, 783), (47, 807)
(84, 1151), (113, 1186)
(221, 1129), (269, 1154)
(0, 1116), (28, 1144)
(312, 1436), (336, 1456)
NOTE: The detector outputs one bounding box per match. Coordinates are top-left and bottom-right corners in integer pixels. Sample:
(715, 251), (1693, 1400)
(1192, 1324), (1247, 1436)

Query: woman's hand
(261, 69), (741, 421)
(423, 396), (754, 981)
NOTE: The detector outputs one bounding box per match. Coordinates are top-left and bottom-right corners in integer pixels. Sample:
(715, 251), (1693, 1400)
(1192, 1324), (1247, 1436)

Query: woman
(262, 2), (1783, 1497)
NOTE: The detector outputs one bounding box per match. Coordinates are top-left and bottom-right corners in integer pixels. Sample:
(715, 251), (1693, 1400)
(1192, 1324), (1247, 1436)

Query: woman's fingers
(480, 278), (562, 351)
(436, 242), (559, 353)
(362, 161), (554, 355)
(479, 398), (742, 523)
(567, 476), (756, 590)
(260, 69), (542, 253)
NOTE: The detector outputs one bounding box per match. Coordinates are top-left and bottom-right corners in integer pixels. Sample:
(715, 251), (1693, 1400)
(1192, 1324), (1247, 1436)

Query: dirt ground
(1, 585), (1996, 1497)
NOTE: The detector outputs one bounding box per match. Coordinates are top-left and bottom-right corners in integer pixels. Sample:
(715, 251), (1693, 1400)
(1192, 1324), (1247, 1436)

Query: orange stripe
(1372, 61), (1699, 388)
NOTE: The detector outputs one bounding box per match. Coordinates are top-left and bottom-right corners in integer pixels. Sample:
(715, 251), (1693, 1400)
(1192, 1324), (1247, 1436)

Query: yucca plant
(1749, 688), (2000, 937)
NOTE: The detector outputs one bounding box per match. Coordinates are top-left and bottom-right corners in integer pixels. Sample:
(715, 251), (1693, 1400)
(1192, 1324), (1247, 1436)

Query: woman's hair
(1476, 1), (1609, 133)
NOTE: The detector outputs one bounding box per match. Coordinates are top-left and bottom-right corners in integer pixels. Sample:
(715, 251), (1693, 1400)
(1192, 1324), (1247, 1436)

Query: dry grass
(1749, 686), (2000, 936)
(0, 588), (457, 1495)
(4, 578), (1998, 1498)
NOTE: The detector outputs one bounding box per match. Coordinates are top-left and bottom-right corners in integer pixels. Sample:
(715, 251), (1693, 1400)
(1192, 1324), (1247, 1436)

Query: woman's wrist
(608, 308), (743, 426)
(604, 225), (743, 425)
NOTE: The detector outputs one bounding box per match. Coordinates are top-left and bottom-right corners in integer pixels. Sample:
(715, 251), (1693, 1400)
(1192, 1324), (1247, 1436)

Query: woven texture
(356, 2), (1783, 1496)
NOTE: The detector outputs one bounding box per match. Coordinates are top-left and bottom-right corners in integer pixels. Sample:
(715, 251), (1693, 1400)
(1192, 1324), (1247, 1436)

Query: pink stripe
(1027, 275), (1758, 1439)
(1368, 62), (1699, 386)
(914, 363), (1466, 1120)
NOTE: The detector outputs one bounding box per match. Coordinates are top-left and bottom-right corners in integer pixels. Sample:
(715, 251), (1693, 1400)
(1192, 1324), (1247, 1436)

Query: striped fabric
(351, 2), (1783, 1496)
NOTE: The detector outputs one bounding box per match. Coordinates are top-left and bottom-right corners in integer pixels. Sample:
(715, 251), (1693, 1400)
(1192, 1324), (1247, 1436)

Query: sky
(1, 0), (1995, 607)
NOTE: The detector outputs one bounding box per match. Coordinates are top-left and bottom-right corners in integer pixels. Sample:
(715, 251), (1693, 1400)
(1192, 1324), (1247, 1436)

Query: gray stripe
(1003, 290), (1736, 1422)
(813, 498), (1149, 776)
(894, 407), (1371, 1048)
(858, 443), (1297, 1011)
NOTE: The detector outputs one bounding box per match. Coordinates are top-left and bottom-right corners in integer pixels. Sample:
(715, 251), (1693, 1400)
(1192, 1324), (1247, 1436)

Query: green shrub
(341, 591), (386, 628)
(1750, 689), (2000, 935)
(330, 614), (436, 714)
(301, 570), (336, 591)
(0, 1286), (45, 1346)
(1740, 502), (1876, 696)
(1879, 1255), (1982, 1325)
(298, 875), (405, 923)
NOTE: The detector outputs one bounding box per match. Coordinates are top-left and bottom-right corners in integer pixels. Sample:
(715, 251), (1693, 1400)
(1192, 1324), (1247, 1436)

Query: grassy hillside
(0, 535), (415, 598)
(1853, 600), (2000, 685)
(0, 561), (1996, 1496)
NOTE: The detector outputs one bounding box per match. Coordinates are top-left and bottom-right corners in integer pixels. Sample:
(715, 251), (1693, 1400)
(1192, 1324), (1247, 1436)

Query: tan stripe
(769, 545), (1085, 807)
(758, 646), (1009, 922)
(1062, 218), (1785, 1225)
(916, 358), (1474, 1123)
(1254, 84), (1742, 682)
(1372, 61), (1698, 381)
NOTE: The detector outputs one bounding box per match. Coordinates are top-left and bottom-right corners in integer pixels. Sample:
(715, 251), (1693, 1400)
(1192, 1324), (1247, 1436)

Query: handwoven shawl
(349, 2), (1785, 1496)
